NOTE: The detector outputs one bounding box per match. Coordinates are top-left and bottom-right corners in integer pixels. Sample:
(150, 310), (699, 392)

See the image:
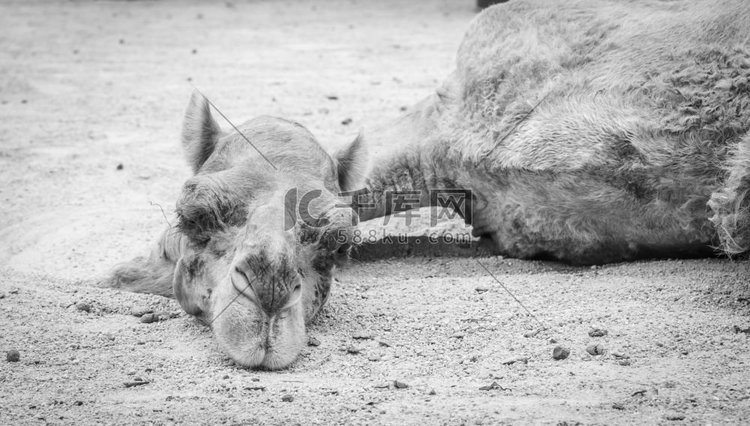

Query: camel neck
(353, 144), (430, 222)
(352, 138), (461, 223)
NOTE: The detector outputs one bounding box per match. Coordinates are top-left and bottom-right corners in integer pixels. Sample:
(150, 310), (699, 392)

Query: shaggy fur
(362, 0), (750, 263)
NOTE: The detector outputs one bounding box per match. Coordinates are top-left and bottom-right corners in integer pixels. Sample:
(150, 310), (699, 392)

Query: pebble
(341, 118), (353, 126)
(552, 346), (570, 360)
(586, 344), (605, 356)
(281, 394), (294, 402)
(618, 360), (632, 366)
(6, 350), (20, 362)
(140, 313), (157, 324)
(479, 381), (507, 391)
(612, 402), (625, 410)
(130, 306), (152, 317)
(428, 389), (437, 395)
(346, 346), (361, 355)
(612, 353), (629, 359)
(393, 380), (409, 389)
(523, 329), (540, 338)
(116, 163), (124, 171)
(588, 328), (608, 337)
(75, 302), (91, 313)
(352, 332), (373, 340)
(501, 356), (529, 365)
(475, 286), (489, 293)
(378, 340), (392, 347)
(665, 413), (686, 421)
(0, 292), (6, 299)
(367, 354), (381, 362)
(308, 336), (320, 347)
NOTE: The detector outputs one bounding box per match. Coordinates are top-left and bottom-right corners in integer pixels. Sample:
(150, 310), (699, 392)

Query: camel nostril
(231, 263), (259, 304)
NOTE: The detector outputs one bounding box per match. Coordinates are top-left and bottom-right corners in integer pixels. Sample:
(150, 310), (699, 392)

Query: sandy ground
(1, 0), (749, 424)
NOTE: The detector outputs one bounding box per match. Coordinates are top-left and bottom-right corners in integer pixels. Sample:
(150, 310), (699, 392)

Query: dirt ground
(1, 0), (749, 424)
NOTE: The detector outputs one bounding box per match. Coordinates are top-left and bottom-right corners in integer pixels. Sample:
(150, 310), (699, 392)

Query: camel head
(165, 91), (366, 369)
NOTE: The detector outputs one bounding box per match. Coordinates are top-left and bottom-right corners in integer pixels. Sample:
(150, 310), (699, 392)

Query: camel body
(360, 0), (750, 264)
(109, 0), (750, 369)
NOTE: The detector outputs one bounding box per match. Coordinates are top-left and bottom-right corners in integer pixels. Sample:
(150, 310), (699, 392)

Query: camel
(109, 0), (750, 369)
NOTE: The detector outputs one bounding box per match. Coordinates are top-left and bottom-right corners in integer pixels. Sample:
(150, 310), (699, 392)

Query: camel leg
(709, 133), (750, 257)
(464, 167), (718, 265)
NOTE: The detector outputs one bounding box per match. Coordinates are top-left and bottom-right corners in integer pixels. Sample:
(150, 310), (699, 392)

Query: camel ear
(334, 133), (368, 192)
(182, 90), (222, 174)
(172, 256), (212, 316)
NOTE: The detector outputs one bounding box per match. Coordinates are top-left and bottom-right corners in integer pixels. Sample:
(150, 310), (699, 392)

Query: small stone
(428, 389), (436, 395)
(6, 350), (20, 362)
(156, 312), (170, 322)
(479, 381), (507, 391)
(373, 383), (390, 389)
(326, 95), (339, 100)
(665, 413), (685, 421)
(346, 346), (361, 355)
(281, 394), (294, 402)
(352, 332), (373, 340)
(588, 328), (608, 337)
(191, 48), (198, 54)
(612, 402), (625, 410)
(378, 340), (392, 347)
(552, 346), (570, 360)
(586, 344), (605, 356)
(501, 356), (529, 365)
(222, 375), (230, 380)
(140, 313), (157, 324)
(612, 353), (629, 359)
(618, 360), (632, 366)
(733, 325), (750, 334)
(0, 292), (6, 299)
(9, 288), (19, 294)
(523, 329), (540, 338)
(393, 380), (408, 389)
(341, 118), (353, 126)
(475, 286), (489, 293)
(367, 354), (381, 362)
(308, 336), (320, 347)
(75, 302), (91, 313)
(130, 306), (152, 317)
